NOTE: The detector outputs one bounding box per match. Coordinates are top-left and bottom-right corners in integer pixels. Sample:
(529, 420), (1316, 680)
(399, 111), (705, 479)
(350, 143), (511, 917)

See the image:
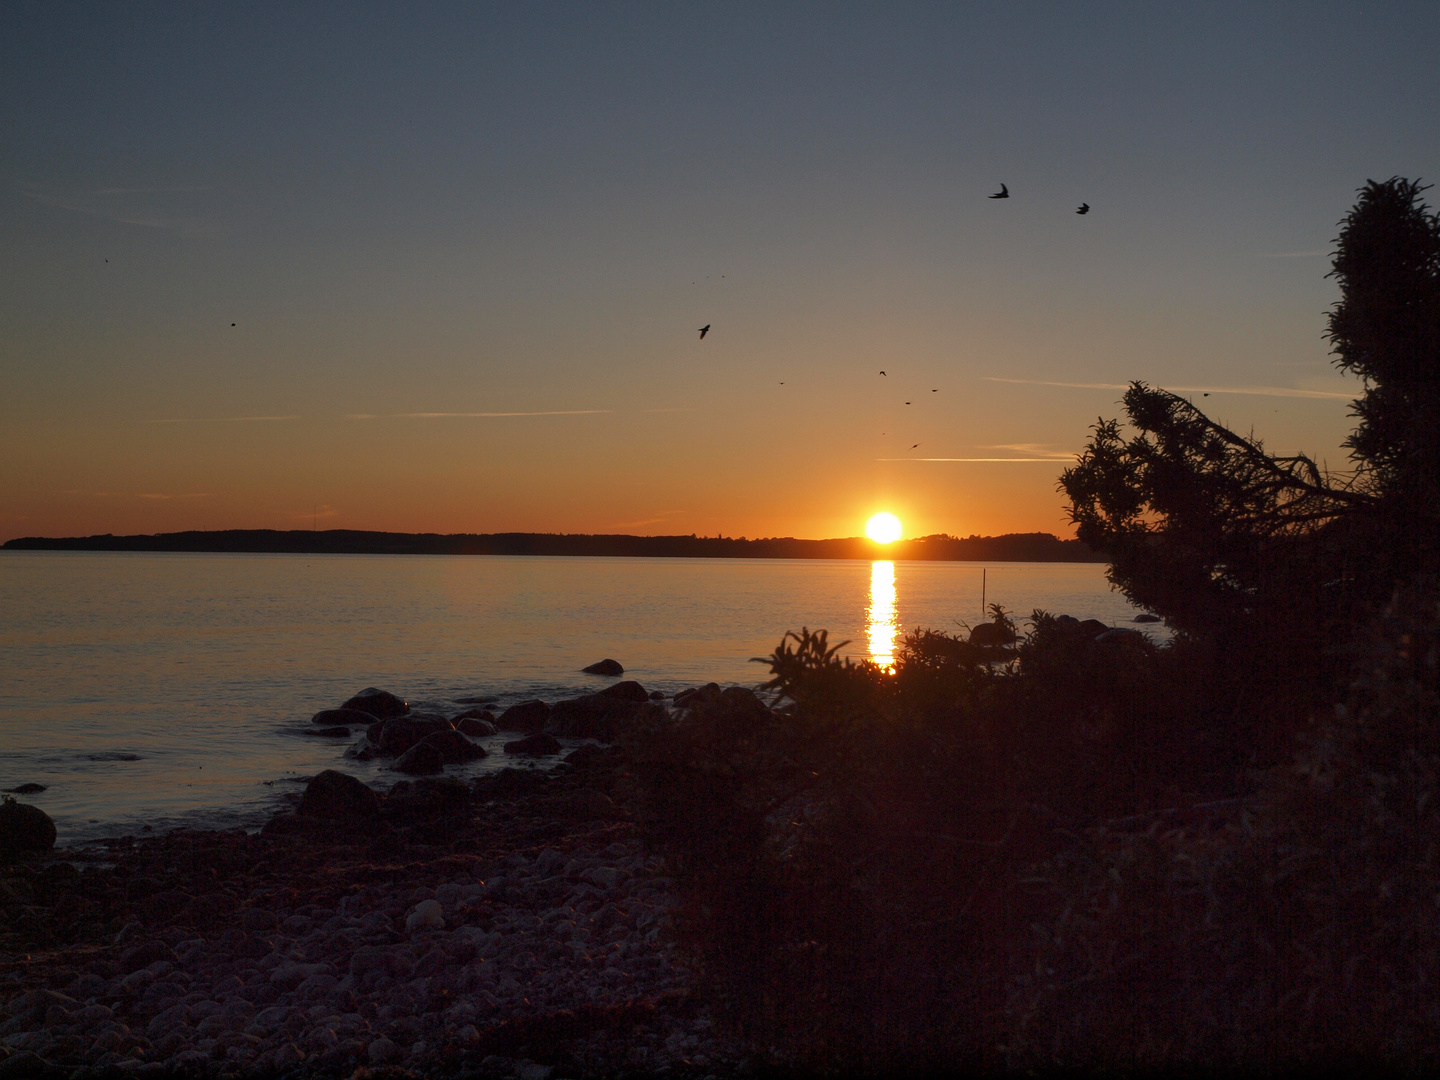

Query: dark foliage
(1061, 178), (1439, 703)
(626, 179), (1440, 1073)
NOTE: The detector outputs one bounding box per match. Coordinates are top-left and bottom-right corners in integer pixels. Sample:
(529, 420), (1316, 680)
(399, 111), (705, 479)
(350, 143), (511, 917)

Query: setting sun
(865, 512), (903, 544)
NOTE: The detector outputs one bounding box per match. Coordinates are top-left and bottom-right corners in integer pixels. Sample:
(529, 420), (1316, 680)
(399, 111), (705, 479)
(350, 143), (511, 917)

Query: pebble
(1, 833), (738, 1077)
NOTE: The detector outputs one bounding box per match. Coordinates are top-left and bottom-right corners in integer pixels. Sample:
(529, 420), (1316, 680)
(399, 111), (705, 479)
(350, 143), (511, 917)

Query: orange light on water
(866, 512), (902, 544)
(868, 560), (898, 671)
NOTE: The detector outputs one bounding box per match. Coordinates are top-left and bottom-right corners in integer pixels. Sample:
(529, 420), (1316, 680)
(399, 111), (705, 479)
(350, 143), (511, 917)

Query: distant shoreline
(2, 528), (1104, 562)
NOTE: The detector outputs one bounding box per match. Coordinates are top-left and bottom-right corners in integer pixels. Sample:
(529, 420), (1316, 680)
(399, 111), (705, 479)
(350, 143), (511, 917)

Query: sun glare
(866, 512), (902, 544)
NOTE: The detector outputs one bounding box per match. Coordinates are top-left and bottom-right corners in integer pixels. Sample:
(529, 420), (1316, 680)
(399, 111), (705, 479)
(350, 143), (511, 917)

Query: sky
(2, 2), (1437, 543)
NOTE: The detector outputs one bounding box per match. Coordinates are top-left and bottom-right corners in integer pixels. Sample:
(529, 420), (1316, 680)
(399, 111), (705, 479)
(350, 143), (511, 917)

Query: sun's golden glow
(865, 512), (902, 544)
(867, 560), (898, 671)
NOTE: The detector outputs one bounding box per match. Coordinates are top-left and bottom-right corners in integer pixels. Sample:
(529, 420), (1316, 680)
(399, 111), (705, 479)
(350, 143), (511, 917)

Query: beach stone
(392, 740), (446, 775)
(544, 694), (631, 739)
(0, 799), (55, 857)
(406, 900), (445, 933)
(597, 679), (649, 702)
(120, 940), (177, 974)
(297, 770), (381, 820)
(1134, 613), (1162, 623)
(2, 784), (45, 795)
(456, 716), (497, 737)
(1078, 619), (1108, 638)
(497, 699), (550, 733)
(504, 733), (561, 756)
(307, 726), (352, 737)
(452, 707), (493, 722)
(240, 908), (278, 933)
(582, 658), (624, 676)
(386, 776), (470, 818)
(415, 728), (487, 764)
(556, 788), (621, 821)
(374, 715), (452, 756)
(341, 687), (410, 720)
(368, 1036), (402, 1064)
(310, 707), (379, 726)
(672, 683), (719, 708)
(968, 621), (1016, 646)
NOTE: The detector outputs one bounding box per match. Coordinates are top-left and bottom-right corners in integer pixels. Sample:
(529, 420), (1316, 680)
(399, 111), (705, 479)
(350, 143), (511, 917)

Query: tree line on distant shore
(2, 529), (1102, 561)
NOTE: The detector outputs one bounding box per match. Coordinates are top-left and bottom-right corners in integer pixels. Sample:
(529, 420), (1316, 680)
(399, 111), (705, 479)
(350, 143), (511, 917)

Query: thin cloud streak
(145, 415), (301, 423)
(876, 457), (1077, 463)
(1250, 251), (1327, 258)
(397, 410), (611, 418)
(983, 378), (1353, 401)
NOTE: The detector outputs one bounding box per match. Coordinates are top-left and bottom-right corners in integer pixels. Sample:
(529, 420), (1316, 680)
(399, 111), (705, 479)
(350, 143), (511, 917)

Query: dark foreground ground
(0, 755), (755, 1080)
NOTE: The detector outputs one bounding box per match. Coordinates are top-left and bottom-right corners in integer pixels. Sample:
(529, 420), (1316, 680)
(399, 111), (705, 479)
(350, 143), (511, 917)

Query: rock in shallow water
(311, 706), (383, 726)
(0, 798), (55, 856)
(497, 699), (550, 733)
(504, 733), (562, 756)
(581, 658), (624, 676)
(392, 740), (445, 775)
(341, 687), (410, 719)
(297, 769), (381, 820)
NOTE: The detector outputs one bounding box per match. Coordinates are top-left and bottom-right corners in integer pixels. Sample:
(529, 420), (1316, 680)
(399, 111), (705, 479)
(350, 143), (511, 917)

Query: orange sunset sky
(3, 4), (1436, 543)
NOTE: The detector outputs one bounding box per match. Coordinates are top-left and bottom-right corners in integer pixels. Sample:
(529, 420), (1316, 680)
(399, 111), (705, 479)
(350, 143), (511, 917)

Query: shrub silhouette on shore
(630, 178), (1440, 1071)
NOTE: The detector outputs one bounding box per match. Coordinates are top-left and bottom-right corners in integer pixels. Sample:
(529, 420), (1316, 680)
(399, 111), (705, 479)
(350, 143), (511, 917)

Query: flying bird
(912, 443), (920, 448)
(698, 325), (710, 339)
(231, 323), (236, 327)
(1076, 203), (1090, 215)
(879, 370), (887, 376)
(931, 389), (938, 392)
(905, 401), (911, 405)
(989, 183), (1009, 199)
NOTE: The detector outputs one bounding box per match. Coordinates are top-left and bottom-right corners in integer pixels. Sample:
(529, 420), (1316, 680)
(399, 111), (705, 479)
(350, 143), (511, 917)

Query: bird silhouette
(879, 370), (887, 376)
(1076, 203), (1090, 215)
(698, 325), (710, 339)
(905, 401), (911, 405)
(931, 389), (938, 392)
(912, 443), (920, 448)
(989, 183), (1009, 199)
(231, 323), (236, 327)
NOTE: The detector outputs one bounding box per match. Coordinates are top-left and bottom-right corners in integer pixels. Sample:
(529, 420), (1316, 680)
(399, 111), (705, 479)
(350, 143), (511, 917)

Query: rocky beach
(0, 679), (763, 1079)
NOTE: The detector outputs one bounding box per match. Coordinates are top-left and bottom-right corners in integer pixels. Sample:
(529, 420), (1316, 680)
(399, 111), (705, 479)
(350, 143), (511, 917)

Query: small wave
(84, 752), (142, 762)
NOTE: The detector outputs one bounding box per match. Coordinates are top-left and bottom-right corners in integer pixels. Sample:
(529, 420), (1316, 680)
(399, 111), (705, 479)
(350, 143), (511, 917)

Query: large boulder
(0, 798), (55, 856)
(311, 707), (382, 726)
(597, 680), (650, 702)
(451, 707), (494, 722)
(416, 729), (487, 765)
(392, 740), (447, 775)
(297, 770), (381, 820)
(1078, 619), (1109, 638)
(372, 715), (453, 756)
(674, 684), (770, 724)
(497, 699), (550, 733)
(968, 621), (1017, 647)
(456, 716), (497, 737)
(504, 733), (562, 756)
(342, 687), (410, 720)
(545, 694), (643, 739)
(581, 659), (624, 676)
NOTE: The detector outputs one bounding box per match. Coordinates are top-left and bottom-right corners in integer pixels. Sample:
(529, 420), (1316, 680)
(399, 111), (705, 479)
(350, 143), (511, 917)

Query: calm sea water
(0, 552), (1149, 846)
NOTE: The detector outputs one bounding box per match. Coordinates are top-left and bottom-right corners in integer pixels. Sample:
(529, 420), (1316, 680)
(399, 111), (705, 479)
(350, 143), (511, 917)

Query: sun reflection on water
(868, 560), (898, 671)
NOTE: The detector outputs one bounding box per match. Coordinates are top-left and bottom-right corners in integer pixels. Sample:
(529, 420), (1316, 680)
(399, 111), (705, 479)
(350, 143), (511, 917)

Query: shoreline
(0, 752), (747, 1078)
(0, 685), (772, 1078)
(3, 528), (1104, 563)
